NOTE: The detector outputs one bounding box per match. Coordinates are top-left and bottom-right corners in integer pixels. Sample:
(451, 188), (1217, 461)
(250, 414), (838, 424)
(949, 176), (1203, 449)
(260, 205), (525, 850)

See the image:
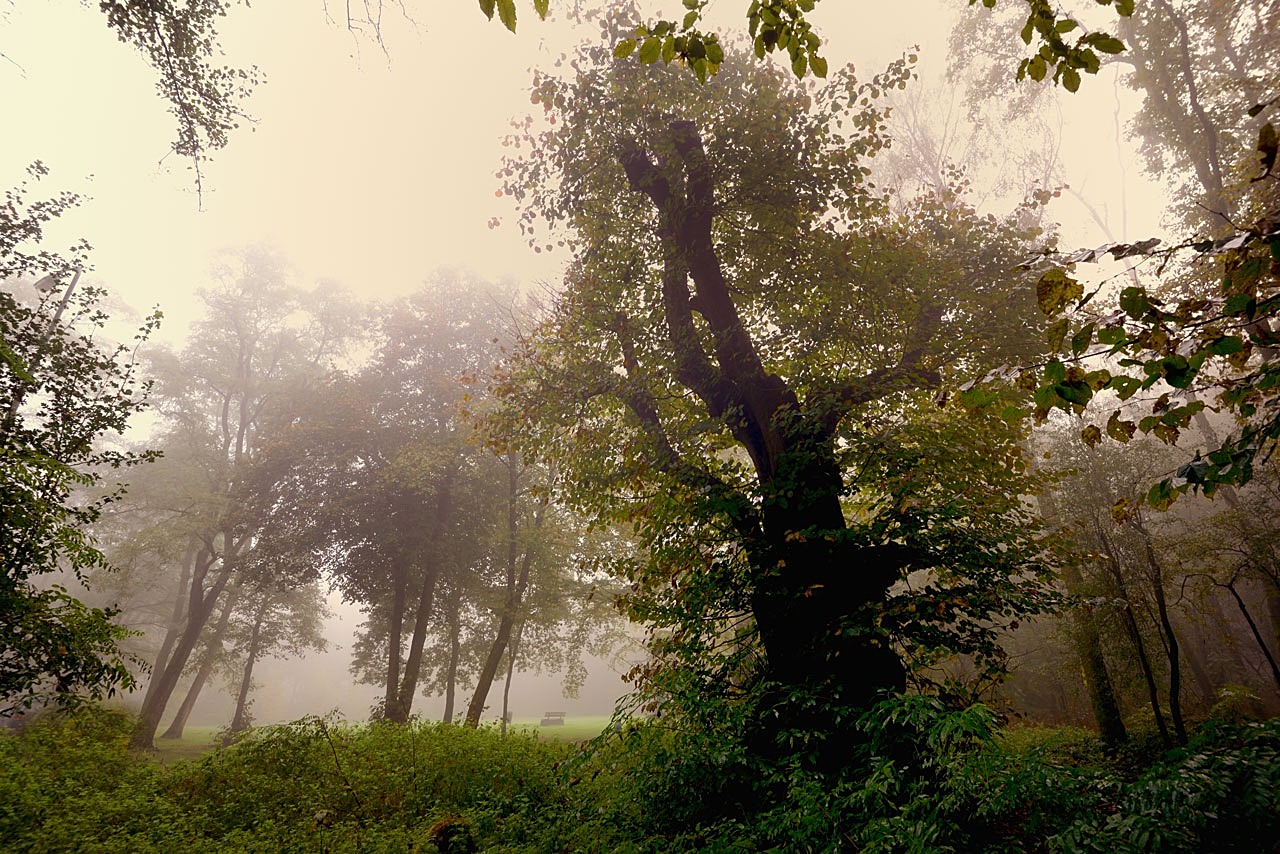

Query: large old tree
(491, 37), (1058, 746)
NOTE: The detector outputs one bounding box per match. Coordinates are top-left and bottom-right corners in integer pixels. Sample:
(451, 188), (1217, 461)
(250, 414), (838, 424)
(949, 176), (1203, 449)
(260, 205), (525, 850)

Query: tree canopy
(486, 31), (1061, 764)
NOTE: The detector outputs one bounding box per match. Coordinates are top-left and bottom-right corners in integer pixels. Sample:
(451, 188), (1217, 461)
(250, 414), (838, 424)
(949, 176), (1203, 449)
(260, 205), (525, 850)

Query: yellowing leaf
(496, 0), (516, 31)
(1036, 268), (1083, 316)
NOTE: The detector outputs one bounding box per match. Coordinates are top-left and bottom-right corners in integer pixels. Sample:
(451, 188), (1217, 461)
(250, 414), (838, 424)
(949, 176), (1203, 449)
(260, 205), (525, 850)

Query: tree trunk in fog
(1095, 522), (1172, 747)
(131, 538), (238, 750)
(1063, 562), (1127, 750)
(161, 583), (240, 740)
(383, 564), (408, 720)
(1182, 634), (1219, 706)
(385, 466), (456, 723)
(467, 457), (542, 728)
(1139, 522), (1187, 744)
(387, 563), (439, 723)
(1224, 580), (1280, 690)
(442, 601), (461, 723)
(1266, 582), (1280, 675)
(223, 603), (266, 745)
(151, 542), (195, 684)
(500, 621), (523, 737)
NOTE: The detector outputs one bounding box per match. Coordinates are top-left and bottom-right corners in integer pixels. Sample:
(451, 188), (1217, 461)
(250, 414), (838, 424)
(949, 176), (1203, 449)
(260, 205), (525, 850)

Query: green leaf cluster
(2, 170), (157, 716)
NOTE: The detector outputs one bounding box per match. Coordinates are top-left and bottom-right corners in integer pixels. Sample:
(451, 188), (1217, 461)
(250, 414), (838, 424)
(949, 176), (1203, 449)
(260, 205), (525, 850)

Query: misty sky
(4, 0), (1163, 336)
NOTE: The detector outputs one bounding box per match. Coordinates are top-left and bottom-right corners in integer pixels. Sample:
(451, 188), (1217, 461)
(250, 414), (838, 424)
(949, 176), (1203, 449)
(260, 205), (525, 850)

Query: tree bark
(501, 621), (523, 737)
(1062, 562), (1128, 750)
(386, 562), (438, 723)
(442, 594), (461, 723)
(385, 463), (457, 723)
(1224, 580), (1280, 691)
(224, 602), (266, 744)
(1095, 521), (1172, 747)
(1138, 521), (1187, 744)
(466, 457), (544, 727)
(613, 121), (941, 735)
(383, 562), (407, 719)
(131, 536), (238, 750)
(160, 581), (240, 740)
(150, 540), (196, 685)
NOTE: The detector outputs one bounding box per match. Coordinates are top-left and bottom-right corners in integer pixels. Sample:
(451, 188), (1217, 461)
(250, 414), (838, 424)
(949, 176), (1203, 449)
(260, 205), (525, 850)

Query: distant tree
(220, 576), (330, 743)
(462, 453), (625, 727)
(247, 273), (512, 723)
(1, 165), (160, 715)
(127, 247), (356, 749)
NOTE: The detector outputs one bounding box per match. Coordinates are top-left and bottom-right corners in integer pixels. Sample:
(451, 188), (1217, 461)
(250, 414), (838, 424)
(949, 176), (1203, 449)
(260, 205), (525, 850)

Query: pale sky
(3, 0), (1164, 343)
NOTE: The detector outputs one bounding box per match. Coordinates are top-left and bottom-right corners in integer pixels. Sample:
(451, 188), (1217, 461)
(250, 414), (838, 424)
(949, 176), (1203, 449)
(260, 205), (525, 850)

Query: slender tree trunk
(1266, 582), (1280, 671)
(224, 605), (266, 745)
(388, 562), (438, 723)
(1224, 580), (1280, 690)
(387, 466), (456, 723)
(1140, 526), (1187, 744)
(383, 564), (407, 720)
(160, 583), (240, 740)
(151, 541), (196, 683)
(467, 457), (543, 727)
(131, 538), (237, 750)
(1062, 562), (1127, 749)
(1182, 634), (1219, 707)
(442, 600), (461, 723)
(1096, 522), (1172, 747)
(501, 621), (524, 737)
(159, 646), (215, 741)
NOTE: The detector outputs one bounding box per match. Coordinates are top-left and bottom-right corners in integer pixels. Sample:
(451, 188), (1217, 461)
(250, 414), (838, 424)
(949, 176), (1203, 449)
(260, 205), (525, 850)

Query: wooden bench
(539, 711), (565, 726)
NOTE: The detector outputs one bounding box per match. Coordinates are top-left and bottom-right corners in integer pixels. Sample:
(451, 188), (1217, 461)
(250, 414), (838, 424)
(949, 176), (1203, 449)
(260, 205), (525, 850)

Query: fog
(4, 0), (1232, 735)
(179, 597), (640, 726)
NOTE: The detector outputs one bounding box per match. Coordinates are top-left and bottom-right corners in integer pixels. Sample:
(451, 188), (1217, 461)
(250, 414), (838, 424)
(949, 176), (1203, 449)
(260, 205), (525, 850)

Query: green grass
(511, 714), (613, 741)
(152, 726), (220, 763)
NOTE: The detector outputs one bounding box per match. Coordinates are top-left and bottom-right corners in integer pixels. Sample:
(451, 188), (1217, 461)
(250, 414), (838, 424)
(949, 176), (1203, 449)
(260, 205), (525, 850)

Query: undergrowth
(1, 703), (1277, 852)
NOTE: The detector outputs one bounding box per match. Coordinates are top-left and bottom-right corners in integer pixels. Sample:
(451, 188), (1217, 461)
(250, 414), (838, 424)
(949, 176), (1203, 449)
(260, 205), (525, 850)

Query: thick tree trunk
(159, 584), (239, 740)
(159, 647), (215, 741)
(387, 563), (438, 723)
(1096, 523), (1172, 747)
(465, 600), (522, 727)
(613, 120), (937, 745)
(151, 541), (196, 684)
(1062, 562), (1127, 750)
(385, 466), (456, 723)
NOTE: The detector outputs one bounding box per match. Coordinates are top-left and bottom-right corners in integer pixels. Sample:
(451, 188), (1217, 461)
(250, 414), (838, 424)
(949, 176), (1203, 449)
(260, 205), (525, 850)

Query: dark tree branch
(610, 311), (765, 551)
(816, 303), (944, 436)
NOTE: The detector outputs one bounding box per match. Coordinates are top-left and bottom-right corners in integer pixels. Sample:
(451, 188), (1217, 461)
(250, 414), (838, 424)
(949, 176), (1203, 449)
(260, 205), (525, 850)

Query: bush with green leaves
(2, 704), (1277, 853)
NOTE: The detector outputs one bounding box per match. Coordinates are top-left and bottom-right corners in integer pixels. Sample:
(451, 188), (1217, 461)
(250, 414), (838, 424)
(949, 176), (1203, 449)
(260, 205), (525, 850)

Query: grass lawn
(511, 714), (613, 741)
(151, 725), (220, 763)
